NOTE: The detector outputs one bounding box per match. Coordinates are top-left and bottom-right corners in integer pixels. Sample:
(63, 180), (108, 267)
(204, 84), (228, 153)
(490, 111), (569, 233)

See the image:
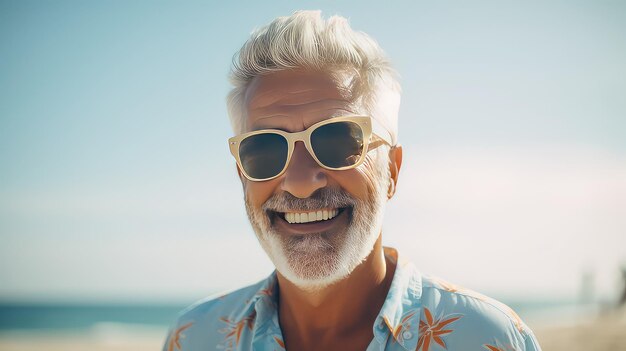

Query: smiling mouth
(270, 207), (349, 224)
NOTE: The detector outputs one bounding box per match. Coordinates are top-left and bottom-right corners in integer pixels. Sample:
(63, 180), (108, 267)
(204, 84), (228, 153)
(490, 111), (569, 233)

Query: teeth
(284, 209), (339, 224)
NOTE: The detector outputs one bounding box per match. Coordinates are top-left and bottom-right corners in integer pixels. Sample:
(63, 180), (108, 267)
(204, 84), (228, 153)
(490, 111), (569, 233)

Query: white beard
(244, 151), (390, 291)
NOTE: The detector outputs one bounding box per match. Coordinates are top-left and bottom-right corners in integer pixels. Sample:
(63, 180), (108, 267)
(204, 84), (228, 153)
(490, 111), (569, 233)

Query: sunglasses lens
(239, 133), (288, 180)
(311, 121), (364, 168)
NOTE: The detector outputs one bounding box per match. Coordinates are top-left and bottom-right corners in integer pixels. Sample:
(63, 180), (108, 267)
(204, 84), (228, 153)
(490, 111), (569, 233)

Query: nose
(280, 142), (328, 198)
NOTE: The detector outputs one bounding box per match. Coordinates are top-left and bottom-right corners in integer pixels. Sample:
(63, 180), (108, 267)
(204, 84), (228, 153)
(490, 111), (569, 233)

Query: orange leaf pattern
(483, 339), (518, 351)
(431, 276), (526, 333)
(417, 307), (462, 351)
(162, 249), (540, 350)
(383, 309), (419, 345)
(274, 336), (285, 348)
(167, 322), (193, 351)
(218, 311), (256, 351)
(431, 277), (488, 302)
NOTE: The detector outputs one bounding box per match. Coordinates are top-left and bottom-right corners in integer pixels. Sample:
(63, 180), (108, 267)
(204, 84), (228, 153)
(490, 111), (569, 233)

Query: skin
(240, 69), (403, 351)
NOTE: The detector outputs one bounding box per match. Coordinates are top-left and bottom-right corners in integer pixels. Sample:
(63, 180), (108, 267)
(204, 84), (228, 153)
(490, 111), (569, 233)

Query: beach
(532, 308), (626, 351)
(0, 329), (165, 351)
(1, 310), (625, 351)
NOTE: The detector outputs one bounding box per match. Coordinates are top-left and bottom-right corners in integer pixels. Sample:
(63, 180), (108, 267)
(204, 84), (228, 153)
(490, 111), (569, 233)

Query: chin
(250, 198), (386, 292)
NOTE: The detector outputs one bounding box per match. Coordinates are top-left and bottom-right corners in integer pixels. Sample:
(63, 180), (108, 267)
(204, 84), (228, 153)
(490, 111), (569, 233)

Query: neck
(276, 235), (395, 343)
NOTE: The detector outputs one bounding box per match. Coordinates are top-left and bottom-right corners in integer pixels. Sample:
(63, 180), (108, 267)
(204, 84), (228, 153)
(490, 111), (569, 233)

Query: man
(164, 11), (542, 351)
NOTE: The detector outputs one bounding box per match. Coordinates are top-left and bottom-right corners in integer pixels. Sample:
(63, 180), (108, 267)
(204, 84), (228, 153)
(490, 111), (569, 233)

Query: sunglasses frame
(228, 115), (393, 182)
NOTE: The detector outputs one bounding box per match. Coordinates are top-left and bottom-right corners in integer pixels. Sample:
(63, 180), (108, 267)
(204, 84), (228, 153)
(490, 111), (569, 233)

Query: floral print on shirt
(163, 247), (541, 351)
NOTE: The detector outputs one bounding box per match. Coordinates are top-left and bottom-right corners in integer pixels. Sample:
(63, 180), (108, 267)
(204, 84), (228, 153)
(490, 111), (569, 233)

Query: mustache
(262, 187), (357, 212)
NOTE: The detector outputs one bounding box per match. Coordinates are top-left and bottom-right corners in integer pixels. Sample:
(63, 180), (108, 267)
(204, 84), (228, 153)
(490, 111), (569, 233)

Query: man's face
(240, 69), (390, 290)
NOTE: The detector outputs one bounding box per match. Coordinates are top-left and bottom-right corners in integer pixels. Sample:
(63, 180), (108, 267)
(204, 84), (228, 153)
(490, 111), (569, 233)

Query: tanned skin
(240, 69), (403, 351)
(277, 237), (395, 351)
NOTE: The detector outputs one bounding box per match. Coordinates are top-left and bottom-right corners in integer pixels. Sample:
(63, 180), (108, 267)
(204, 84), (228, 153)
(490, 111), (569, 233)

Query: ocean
(0, 298), (591, 334)
(0, 303), (184, 333)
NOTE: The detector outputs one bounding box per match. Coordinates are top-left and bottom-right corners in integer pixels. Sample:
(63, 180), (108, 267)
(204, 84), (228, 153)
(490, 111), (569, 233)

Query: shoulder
(177, 278), (266, 325)
(163, 276), (272, 351)
(417, 274), (541, 350)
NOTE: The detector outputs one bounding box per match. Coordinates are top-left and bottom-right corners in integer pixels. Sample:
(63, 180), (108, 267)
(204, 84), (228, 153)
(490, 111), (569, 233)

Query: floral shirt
(163, 248), (541, 351)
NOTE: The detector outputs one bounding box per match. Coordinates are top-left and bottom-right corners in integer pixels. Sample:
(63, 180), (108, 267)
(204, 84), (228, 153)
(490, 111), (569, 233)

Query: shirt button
(402, 330), (412, 339)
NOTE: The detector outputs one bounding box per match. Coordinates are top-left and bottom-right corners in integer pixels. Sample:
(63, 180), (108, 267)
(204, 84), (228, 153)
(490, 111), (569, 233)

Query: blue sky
(1, 0), (625, 303)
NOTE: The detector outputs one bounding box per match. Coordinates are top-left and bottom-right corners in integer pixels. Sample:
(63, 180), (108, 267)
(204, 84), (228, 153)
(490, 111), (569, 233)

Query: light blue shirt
(163, 248), (541, 351)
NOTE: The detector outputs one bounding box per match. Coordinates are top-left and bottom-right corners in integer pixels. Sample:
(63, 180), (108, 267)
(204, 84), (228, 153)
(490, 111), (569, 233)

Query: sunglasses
(228, 116), (393, 182)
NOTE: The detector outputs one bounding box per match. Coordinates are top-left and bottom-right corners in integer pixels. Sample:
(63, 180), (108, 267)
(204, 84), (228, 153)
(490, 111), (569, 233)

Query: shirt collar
(373, 247), (423, 351)
(248, 248), (423, 351)
(246, 271), (279, 331)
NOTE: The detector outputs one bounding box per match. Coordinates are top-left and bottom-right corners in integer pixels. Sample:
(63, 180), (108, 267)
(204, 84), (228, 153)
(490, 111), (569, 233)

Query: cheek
(245, 178), (281, 208)
(331, 163), (379, 200)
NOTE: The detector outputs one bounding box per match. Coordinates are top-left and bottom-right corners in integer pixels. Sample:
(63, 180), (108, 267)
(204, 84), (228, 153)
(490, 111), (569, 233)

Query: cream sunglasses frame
(228, 115), (393, 182)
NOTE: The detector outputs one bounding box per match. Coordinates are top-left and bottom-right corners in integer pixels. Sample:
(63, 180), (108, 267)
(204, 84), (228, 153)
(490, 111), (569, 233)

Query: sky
(1, 0), (625, 304)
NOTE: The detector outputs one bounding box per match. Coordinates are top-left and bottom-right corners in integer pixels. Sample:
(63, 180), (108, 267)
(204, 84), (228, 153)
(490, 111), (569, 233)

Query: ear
(387, 144), (403, 199)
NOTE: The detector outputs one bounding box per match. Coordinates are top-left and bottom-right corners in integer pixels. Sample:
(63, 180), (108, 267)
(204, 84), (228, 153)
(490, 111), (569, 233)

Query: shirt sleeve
(524, 331), (543, 351)
(162, 326), (172, 351)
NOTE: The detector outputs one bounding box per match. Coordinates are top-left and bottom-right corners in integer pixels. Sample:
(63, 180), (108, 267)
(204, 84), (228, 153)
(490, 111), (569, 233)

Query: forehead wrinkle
(245, 70), (352, 110)
(246, 89), (280, 109)
(250, 115), (290, 130)
(244, 70), (361, 133)
(247, 103), (349, 132)
(249, 89), (343, 110)
(250, 98), (350, 119)
(250, 107), (358, 132)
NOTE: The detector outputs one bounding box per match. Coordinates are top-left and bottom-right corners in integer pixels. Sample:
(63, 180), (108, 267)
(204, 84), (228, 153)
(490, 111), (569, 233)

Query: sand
(0, 331), (165, 351)
(1, 310), (625, 351)
(0, 335), (163, 351)
(533, 308), (626, 351)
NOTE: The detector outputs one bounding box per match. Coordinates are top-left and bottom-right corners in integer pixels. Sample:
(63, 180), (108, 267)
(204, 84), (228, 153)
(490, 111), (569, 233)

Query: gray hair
(227, 10), (401, 144)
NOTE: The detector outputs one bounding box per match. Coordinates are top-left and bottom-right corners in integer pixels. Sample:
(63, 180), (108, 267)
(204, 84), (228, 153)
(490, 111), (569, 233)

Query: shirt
(163, 248), (542, 351)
